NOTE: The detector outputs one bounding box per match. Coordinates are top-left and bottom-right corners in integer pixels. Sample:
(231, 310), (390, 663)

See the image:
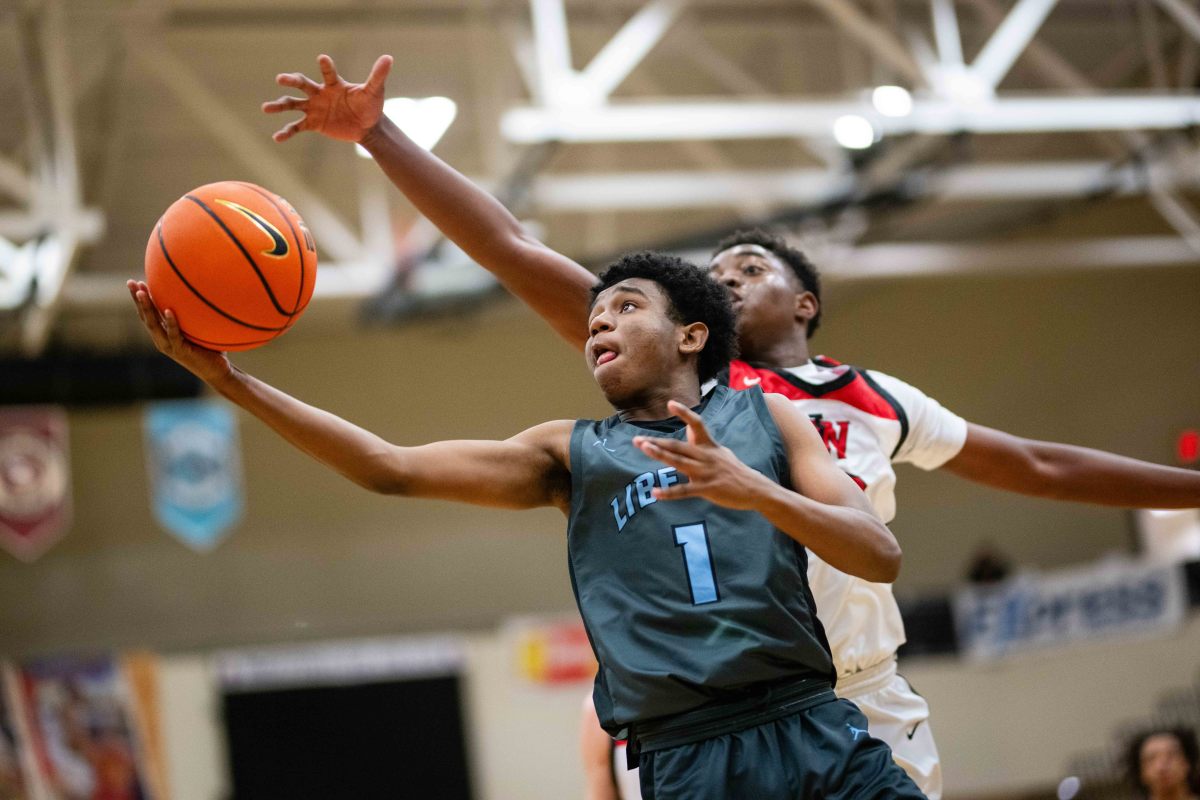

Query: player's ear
(679, 322), (709, 356)
(795, 291), (818, 327)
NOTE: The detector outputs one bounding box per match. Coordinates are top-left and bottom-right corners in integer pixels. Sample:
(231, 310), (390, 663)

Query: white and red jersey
(716, 357), (967, 678)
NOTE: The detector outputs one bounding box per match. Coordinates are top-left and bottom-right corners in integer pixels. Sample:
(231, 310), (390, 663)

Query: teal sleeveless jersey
(567, 385), (835, 733)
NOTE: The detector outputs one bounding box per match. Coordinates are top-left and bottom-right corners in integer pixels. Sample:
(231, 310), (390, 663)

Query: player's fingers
(162, 309), (185, 348)
(668, 401), (714, 446)
(364, 54), (393, 92)
(653, 482), (698, 501)
(317, 54), (340, 86)
(276, 73), (321, 96)
(134, 291), (169, 347)
(634, 438), (700, 469)
(262, 96), (305, 114)
(272, 119), (306, 143)
(634, 437), (697, 457)
(128, 284), (147, 324)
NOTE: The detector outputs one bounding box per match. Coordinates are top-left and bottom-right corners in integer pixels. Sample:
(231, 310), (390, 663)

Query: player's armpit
(379, 419), (575, 512)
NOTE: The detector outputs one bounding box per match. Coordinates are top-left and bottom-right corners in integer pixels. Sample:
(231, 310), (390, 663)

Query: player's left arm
(943, 423), (1200, 507)
(634, 396), (901, 583)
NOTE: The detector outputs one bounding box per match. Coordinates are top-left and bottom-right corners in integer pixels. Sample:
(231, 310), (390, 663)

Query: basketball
(144, 181), (317, 351)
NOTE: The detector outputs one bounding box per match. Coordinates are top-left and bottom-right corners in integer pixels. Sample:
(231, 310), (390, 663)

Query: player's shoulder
(833, 359), (930, 401)
(511, 419), (575, 463)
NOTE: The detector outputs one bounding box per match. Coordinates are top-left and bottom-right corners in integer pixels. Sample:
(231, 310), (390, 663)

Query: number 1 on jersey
(673, 522), (719, 605)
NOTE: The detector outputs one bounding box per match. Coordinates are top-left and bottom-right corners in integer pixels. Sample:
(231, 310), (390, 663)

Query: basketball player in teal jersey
(128, 253), (926, 798)
(263, 54), (1200, 799)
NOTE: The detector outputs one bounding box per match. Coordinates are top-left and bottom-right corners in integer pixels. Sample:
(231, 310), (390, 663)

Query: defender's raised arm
(263, 54), (597, 349)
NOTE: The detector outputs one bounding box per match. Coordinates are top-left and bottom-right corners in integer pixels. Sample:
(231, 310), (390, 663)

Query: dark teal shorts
(636, 697), (926, 799)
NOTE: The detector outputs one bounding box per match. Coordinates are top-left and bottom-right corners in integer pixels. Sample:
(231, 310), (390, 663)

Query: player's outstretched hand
(127, 280), (232, 386)
(263, 54), (393, 144)
(633, 400), (770, 510)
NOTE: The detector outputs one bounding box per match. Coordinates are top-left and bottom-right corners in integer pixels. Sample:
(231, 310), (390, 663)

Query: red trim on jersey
(727, 359), (900, 421)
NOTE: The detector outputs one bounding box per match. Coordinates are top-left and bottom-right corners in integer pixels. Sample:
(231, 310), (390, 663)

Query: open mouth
(595, 349), (618, 366)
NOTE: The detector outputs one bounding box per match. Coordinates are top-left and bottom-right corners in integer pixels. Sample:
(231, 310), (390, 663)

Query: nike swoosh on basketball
(216, 199), (290, 258)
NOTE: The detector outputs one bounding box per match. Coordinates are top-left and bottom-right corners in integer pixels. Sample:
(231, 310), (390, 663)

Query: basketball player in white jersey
(264, 54), (1200, 798)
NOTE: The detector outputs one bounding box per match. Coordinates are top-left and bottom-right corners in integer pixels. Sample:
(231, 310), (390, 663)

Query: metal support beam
(575, 0), (688, 103)
(522, 158), (1200, 211)
(970, 0), (1060, 90)
(529, 0), (574, 104)
(824, 236), (1200, 279)
(930, 0), (964, 68)
(805, 0), (927, 86)
(967, 0), (1200, 256)
(21, 0), (87, 355)
(62, 235), (1200, 311)
(502, 95), (1200, 143)
(1156, 0), (1200, 44)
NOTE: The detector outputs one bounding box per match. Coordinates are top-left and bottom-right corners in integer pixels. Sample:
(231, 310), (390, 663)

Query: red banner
(0, 406), (71, 561)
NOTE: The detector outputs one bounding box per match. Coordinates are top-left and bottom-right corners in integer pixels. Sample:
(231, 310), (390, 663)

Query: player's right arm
(129, 280), (573, 512)
(263, 54), (598, 350)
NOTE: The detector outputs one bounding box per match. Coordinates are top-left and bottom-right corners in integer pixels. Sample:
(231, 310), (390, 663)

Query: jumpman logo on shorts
(846, 724), (867, 741)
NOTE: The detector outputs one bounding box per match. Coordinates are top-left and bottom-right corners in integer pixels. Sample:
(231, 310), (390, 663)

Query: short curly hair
(592, 251), (737, 385)
(711, 228), (823, 337)
(1126, 727), (1200, 797)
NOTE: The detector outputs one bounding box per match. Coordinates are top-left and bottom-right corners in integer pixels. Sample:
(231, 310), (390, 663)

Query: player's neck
(616, 377), (702, 422)
(740, 331), (812, 369)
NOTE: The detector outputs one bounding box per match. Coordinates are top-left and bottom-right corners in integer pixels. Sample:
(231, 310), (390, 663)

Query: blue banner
(144, 400), (242, 550)
(953, 557), (1186, 662)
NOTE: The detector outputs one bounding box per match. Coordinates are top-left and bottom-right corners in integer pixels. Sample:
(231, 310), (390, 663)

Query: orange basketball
(144, 181), (318, 351)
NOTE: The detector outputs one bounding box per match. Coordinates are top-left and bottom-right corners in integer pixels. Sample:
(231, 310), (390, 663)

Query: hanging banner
(144, 399), (243, 551)
(954, 557), (1187, 662)
(14, 654), (158, 800)
(0, 406), (71, 562)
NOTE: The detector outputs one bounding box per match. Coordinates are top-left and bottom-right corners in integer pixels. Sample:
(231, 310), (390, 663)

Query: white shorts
(835, 658), (942, 800)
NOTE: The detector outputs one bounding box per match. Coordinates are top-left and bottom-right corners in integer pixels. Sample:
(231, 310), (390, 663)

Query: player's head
(708, 229), (822, 361)
(1127, 727), (1200, 798)
(587, 251), (736, 406)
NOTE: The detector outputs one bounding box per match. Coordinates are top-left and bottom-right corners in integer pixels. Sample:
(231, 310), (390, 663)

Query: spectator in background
(1128, 727), (1200, 800)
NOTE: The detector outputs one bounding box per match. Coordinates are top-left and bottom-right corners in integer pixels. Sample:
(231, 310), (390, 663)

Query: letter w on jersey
(809, 413), (850, 459)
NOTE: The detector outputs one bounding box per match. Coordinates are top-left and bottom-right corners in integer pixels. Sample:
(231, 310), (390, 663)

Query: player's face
(1139, 734), (1192, 793)
(587, 279), (690, 404)
(709, 244), (812, 360)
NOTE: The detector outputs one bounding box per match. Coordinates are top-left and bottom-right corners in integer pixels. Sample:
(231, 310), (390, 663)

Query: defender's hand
(263, 54), (393, 143)
(127, 280), (232, 386)
(633, 400), (770, 510)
